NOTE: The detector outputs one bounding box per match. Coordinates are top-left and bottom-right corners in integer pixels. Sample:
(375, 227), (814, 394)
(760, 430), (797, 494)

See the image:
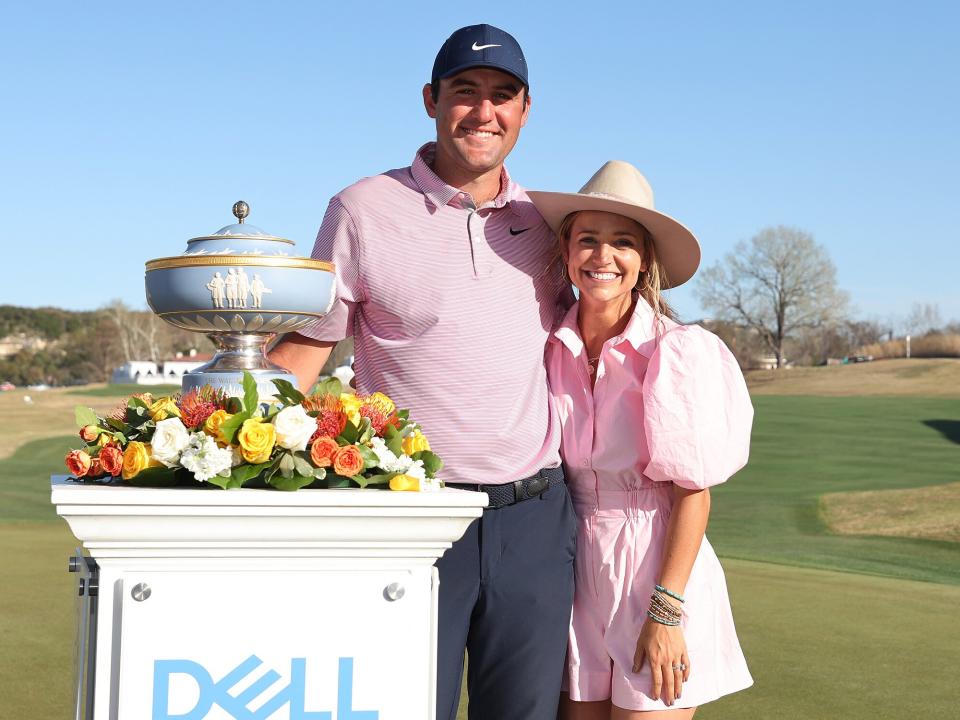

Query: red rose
(332, 444), (364, 476)
(309, 437), (340, 468)
(66, 450), (92, 477)
(99, 445), (124, 477)
(87, 458), (104, 478)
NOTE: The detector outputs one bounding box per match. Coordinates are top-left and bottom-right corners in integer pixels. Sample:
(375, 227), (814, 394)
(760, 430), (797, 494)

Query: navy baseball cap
(431, 24), (529, 89)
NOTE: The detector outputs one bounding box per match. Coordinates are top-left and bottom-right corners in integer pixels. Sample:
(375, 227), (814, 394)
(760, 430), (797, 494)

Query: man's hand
(268, 334), (336, 392)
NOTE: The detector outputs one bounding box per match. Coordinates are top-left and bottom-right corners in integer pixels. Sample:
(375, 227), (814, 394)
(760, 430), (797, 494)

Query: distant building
(110, 349), (213, 385)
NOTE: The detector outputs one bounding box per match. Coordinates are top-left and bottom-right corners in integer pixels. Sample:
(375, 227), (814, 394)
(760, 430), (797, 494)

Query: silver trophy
(145, 202), (336, 397)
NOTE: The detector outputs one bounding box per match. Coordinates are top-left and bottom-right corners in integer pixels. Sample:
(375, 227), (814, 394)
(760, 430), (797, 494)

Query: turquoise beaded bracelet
(655, 584), (686, 603)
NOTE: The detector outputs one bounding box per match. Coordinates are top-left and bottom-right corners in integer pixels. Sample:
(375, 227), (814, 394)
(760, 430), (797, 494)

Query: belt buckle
(514, 475), (549, 502)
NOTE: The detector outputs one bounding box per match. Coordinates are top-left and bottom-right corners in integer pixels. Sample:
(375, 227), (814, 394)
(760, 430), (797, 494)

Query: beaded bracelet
(648, 593), (682, 621)
(649, 591), (681, 614)
(646, 608), (681, 626)
(655, 584), (686, 604)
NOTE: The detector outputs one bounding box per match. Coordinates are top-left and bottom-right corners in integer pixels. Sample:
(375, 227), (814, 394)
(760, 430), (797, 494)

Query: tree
(903, 303), (942, 337)
(695, 226), (848, 368)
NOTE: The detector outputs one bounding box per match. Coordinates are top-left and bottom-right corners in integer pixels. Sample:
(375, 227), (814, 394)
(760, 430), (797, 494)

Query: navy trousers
(435, 476), (577, 720)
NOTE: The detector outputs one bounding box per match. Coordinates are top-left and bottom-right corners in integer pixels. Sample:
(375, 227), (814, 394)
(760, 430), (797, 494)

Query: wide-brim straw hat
(527, 160), (701, 288)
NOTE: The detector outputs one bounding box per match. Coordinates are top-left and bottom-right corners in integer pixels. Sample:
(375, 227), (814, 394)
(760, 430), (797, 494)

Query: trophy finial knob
(232, 201), (250, 224)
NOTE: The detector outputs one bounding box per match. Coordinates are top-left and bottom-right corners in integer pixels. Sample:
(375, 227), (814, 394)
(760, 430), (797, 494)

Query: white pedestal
(51, 476), (487, 720)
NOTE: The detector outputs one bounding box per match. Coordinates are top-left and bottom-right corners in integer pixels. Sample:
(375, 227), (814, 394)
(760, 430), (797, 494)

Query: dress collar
(411, 142), (517, 210)
(552, 295), (662, 358)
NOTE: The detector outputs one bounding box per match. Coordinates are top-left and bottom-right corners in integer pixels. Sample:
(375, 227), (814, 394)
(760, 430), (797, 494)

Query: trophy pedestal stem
(182, 333), (296, 398)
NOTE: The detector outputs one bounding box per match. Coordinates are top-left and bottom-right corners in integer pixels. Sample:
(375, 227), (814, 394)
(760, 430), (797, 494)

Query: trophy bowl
(145, 201), (335, 398)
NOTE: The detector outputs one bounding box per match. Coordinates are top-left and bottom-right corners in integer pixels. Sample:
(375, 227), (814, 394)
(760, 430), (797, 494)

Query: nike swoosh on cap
(509, 227), (529, 235)
(472, 42), (502, 51)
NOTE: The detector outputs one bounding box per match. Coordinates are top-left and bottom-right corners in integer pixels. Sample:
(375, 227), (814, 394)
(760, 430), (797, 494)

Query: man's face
(423, 67), (531, 181)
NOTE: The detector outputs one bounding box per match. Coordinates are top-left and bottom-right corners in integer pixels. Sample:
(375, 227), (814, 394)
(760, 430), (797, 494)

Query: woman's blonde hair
(558, 211), (677, 323)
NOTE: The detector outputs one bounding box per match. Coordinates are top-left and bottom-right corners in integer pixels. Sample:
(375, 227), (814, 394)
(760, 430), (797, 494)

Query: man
(270, 24), (575, 720)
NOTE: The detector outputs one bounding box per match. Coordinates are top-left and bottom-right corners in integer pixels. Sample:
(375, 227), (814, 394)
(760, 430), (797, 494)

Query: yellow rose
(389, 474), (420, 492)
(203, 409), (233, 446)
(149, 397), (181, 422)
(340, 393), (363, 425)
(237, 418), (276, 464)
(401, 430), (430, 456)
(121, 441), (160, 480)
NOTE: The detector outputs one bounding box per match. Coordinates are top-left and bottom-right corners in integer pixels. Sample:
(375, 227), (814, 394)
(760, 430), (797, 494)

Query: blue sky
(2, 1), (957, 326)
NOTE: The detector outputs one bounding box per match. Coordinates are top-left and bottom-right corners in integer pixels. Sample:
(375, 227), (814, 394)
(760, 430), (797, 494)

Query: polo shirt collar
(552, 295), (660, 358)
(411, 142), (518, 210)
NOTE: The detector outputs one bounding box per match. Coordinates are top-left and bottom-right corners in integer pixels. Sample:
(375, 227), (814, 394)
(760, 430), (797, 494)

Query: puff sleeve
(642, 325), (754, 489)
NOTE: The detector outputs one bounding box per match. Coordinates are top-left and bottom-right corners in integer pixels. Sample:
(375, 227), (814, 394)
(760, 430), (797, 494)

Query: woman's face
(565, 211), (647, 305)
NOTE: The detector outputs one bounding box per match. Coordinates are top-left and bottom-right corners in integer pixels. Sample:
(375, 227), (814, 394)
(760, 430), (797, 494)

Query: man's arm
(268, 333), (336, 392)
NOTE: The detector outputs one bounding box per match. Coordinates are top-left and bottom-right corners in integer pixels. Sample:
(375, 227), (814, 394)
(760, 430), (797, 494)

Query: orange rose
(79, 425), (99, 442)
(87, 457), (104, 478)
(332, 444), (364, 476)
(99, 445), (124, 476)
(65, 450), (92, 478)
(310, 437), (339, 468)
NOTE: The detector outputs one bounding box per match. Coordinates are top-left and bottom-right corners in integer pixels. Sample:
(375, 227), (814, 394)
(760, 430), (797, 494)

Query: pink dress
(546, 297), (754, 711)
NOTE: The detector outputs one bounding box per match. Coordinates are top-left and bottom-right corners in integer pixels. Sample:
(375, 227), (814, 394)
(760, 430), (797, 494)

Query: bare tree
(903, 302), (942, 336)
(695, 226), (848, 368)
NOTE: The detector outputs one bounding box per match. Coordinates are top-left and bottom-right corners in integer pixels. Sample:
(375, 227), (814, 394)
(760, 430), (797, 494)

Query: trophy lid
(187, 201), (294, 246)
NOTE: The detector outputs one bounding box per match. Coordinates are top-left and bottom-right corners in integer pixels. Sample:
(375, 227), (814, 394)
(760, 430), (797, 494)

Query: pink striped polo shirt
(299, 143), (571, 485)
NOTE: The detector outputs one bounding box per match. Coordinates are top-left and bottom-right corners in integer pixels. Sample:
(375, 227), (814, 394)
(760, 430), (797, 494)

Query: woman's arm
(633, 485), (711, 706)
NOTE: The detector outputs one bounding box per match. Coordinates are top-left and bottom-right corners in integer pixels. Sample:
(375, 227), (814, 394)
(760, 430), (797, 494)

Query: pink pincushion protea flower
(305, 394), (348, 442)
(359, 393), (399, 435)
(178, 391), (216, 430)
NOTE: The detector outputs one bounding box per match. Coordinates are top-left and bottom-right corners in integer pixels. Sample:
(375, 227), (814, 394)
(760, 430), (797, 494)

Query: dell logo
(153, 655), (378, 719)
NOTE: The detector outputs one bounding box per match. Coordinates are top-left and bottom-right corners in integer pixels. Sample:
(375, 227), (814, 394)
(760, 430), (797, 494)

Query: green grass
(708, 396), (960, 585)
(66, 383), (180, 397)
(3, 395), (959, 718)
(0, 435), (75, 521)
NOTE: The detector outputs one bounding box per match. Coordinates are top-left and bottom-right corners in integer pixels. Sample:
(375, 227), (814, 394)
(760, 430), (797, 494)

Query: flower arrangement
(64, 372), (442, 492)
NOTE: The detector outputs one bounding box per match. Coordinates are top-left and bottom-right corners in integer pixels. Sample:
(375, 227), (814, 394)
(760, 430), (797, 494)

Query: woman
(528, 162), (753, 719)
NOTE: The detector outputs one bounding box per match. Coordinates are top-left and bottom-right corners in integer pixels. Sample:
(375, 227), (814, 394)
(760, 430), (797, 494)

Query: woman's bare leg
(611, 705), (696, 720)
(558, 692), (611, 720)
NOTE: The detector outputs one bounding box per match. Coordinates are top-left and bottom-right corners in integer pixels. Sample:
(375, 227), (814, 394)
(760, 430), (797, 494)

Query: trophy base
(181, 333), (298, 400)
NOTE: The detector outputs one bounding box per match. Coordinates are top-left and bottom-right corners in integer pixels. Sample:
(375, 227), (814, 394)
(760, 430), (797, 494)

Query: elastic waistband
(571, 486), (670, 513)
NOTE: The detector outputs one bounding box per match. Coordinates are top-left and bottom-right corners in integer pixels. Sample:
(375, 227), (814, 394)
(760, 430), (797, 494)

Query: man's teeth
(587, 271), (618, 280)
(465, 129), (496, 137)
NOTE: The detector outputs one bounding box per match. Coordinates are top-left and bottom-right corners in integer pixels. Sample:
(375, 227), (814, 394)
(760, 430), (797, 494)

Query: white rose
(151, 417), (190, 467)
(273, 405), (316, 452)
(180, 432), (234, 482)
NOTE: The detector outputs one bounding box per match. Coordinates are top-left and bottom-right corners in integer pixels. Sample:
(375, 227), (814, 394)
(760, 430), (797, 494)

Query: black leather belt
(446, 467), (565, 509)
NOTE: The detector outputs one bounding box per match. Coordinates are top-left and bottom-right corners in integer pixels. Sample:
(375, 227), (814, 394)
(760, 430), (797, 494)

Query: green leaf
(292, 454), (315, 477)
(383, 424), (403, 457)
(272, 379), (305, 406)
(74, 406), (99, 429)
(339, 420), (359, 444)
(413, 450), (443, 478)
(241, 371), (259, 415)
(221, 461), (273, 489)
(218, 410), (251, 446)
(226, 396), (244, 414)
(326, 473), (353, 488)
(357, 444), (379, 471)
(362, 472), (398, 486)
(356, 417), (374, 445)
(268, 473), (317, 491)
(312, 467), (327, 479)
(318, 377), (343, 398)
(125, 466), (179, 487)
(279, 452), (295, 479)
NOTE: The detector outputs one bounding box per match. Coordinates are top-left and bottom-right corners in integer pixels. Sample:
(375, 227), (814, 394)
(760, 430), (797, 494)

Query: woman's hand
(633, 617), (691, 706)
